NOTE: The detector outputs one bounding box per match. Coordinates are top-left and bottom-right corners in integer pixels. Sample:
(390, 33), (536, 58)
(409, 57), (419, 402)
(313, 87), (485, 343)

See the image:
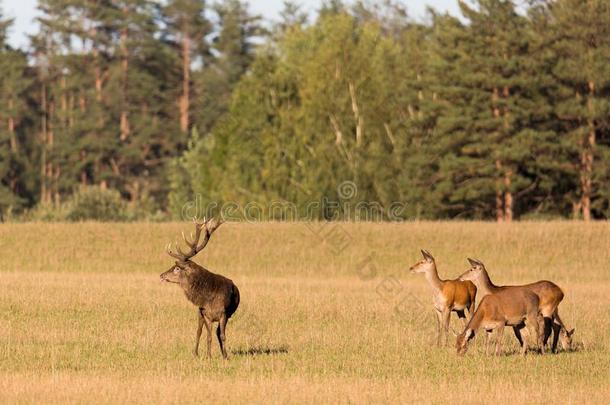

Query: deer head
(459, 258), (486, 281)
(455, 329), (474, 355)
(160, 261), (193, 284)
(160, 217), (223, 283)
(559, 327), (575, 351)
(409, 249), (436, 274)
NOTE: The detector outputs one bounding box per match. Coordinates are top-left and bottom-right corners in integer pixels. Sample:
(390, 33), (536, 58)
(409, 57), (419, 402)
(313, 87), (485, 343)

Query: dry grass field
(0, 221), (609, 403)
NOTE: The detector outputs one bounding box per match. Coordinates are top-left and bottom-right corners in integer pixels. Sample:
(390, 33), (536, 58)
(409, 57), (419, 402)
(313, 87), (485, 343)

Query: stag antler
(166, 217), (223, 262)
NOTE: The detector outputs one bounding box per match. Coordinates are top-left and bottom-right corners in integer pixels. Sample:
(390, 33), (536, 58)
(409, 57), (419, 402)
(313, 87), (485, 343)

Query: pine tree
(164, 0), (212, 134)
(0, 9), (32, 216)
(544, 0), (610, 220)
(429, 1), (537, 220)
(193, 0), (263, 134)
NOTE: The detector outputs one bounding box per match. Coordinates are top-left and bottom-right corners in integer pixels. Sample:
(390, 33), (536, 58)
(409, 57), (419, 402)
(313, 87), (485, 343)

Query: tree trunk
(572, 200), (582, 219)
(120, 17), (130, 140)
(80, 150), (88, 186)
(8, 97), (17, 153)
(504, 169), (513, 222)
(40, 83), (48, 204)
(580, 80), (596, 221)
(91, 27), (105, 187)
(495, 159), (504, 222)
(47, 101), (55, 204)
(8, 96), (18, 194)
(127, 181), (140, 203)
(179, 33), (191, 133)
(54, 166), (61, 206)
(348, 82), (364, 147)
(78, 85), (87, 185)
(502, 86), (513, 222)
(93, 30), (102, 104)
(492, 88), (504, 222)
(61, 75), (67, 126)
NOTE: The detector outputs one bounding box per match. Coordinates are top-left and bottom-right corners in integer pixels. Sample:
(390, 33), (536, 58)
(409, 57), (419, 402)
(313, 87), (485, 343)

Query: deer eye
(173, 267), (180, 273)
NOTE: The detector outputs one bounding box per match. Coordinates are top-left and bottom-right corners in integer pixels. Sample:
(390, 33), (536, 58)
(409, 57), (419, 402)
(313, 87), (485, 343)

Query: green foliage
(0, 10), (32, 219)
(169, 0), (610, 221)
(2, 0), (610, 221)
(21, 186), (167, 222)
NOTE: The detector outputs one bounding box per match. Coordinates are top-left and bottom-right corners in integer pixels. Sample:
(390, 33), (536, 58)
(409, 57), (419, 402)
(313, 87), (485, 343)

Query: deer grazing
(160, 218), (240, 359)
(409, 250), (477, 347)
(459, 258), (574, 353)
(455, 288), (543, 356)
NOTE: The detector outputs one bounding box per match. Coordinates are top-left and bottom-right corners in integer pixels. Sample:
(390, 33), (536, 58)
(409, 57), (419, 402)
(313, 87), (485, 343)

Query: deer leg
(494, 327), (504, 356)
(485, 330), (491, 355)
(551, 321), (562, 353)
(542, 316), (553, 350)
(512, 323), (524, 347)
(441, 308), (451, 347)
(202, 315), (213, 359)
(216, 313), (228, 359)
(538, 314), (546, 355)
(527, 312), (544, 355)
(520, 325), (529, 356)
(193, 308), (204, 357)
(434, 309), (442, 347)
(551, 309), (565, 353)
(457, 310), (468, 329)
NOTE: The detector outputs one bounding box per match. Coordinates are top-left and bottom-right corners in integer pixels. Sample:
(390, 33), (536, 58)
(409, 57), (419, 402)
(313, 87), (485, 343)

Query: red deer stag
(160, 218), (240, 359)
(409, 250), (477, 347)
(459, 258), (574, 353)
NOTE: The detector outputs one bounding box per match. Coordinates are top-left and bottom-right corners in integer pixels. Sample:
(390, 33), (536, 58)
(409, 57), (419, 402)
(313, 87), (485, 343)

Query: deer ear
(421, 249), (434, 261)
(567, 328), (575, 337)
(467, 258), (478, 266)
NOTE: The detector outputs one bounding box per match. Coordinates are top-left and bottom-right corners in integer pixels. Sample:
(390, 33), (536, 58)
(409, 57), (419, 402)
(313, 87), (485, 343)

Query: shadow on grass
(232, 345), (289, 357)
(482, 343), (586, 357)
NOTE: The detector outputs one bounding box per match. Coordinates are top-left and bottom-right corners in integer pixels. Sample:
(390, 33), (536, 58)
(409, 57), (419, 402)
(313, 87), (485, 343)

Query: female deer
(456, 288), (543, 356)
(409, 250), (477, 347)
(459, 258), (574, 352)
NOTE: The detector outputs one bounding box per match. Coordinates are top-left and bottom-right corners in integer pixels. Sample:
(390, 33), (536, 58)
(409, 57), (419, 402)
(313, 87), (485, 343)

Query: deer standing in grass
(455, 287), (543, 356)
(459, 258), (574, 353)
(160, 218), (240, 359)
(409, 250), (477, 347)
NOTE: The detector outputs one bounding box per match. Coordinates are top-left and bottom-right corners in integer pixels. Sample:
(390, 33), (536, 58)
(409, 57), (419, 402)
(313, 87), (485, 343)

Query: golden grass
(0, 222), (609, 403)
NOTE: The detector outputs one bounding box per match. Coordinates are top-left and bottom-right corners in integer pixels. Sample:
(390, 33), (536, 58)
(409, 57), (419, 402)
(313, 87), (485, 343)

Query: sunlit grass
(0, 222), (608, 403)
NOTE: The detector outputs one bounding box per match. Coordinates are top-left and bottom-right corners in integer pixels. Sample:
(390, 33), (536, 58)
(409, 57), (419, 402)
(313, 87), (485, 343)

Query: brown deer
(160, 218), (240, 359)
(455, 288), (543, 356)
(459, 258), (574, 353)
(409, 250), (477, 347)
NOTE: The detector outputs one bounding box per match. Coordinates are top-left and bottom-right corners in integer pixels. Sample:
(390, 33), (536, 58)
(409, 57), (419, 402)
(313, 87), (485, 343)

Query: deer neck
(464, 303), (485, 334)
(181, 267), (208, 304)
(476, 269), (500, 296)
(424, 264), (443, 293)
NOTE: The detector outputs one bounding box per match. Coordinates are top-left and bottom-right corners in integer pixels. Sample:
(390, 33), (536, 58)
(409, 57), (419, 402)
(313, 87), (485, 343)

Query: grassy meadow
(0, 221), (609, 403)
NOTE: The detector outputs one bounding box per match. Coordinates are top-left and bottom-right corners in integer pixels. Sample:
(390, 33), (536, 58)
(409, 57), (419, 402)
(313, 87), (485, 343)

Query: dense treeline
(1, 0), (609, 221)
(0, 0), (263, 219)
